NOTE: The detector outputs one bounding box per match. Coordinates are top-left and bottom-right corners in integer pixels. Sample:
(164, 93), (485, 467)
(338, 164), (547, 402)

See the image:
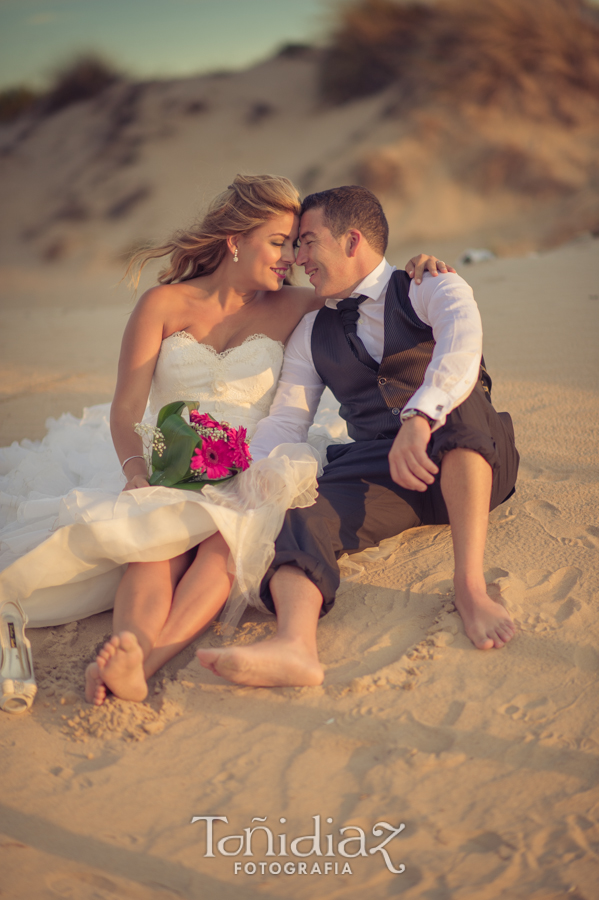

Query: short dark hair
(301, 185), (388, 254)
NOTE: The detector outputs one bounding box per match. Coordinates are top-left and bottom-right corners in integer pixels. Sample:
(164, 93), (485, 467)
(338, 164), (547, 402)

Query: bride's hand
(123, 474), (150, 491)
(405, 254), (456, 285)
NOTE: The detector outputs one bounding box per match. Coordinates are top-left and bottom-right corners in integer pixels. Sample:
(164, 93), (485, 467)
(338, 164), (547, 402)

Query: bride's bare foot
(454, 579), (516, 650)
(84, 661), (107, 706)
(95, 632), (148, 702)
(197, 639), (324, 687)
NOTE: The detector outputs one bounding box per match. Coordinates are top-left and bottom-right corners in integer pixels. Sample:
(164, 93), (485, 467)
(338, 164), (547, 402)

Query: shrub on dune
(0, 87), (38, 124)
(320, 0), (599, 123)
(40, 55), (122, 116)
(0, 55), (123, 124)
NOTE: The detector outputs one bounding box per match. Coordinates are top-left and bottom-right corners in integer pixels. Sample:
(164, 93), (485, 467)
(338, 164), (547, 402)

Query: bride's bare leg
(113, 553), (194, 652)
(85, 534), (234, 703)
(85, 552), (192, 704)
(142, 532), (234, 679)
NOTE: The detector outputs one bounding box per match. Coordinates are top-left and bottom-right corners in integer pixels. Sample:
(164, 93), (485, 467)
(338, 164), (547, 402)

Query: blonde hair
(128, 174), (301, 286)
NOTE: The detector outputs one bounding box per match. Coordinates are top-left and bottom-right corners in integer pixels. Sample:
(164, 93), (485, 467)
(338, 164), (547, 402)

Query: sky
(0, 0), (334, 91)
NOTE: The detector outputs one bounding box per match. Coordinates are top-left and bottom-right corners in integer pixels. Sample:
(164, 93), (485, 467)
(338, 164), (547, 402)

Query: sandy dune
(1, 234), (598, 899)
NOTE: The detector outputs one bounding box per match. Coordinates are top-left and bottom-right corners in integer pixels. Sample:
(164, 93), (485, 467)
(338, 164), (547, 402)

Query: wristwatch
(400, 408), (435, 427)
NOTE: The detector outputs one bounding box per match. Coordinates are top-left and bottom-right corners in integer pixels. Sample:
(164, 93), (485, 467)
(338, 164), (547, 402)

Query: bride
(0, 173), (449, 707)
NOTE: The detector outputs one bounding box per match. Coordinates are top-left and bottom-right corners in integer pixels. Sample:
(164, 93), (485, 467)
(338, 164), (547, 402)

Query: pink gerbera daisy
(227, 426), (252, 471)
(190, 438), (235, 480)
(190, 411), (218, 428)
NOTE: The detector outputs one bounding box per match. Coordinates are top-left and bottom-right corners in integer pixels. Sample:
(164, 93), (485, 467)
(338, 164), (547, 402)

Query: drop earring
(233, 247), (239, 263)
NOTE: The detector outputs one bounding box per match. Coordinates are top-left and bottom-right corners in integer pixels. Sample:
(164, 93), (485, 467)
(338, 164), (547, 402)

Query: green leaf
(149, 414), (200, 486)
(155, 400), (199, 429)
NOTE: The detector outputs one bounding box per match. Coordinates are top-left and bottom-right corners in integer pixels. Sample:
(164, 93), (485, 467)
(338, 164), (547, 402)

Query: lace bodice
(148, 332), (284, 439)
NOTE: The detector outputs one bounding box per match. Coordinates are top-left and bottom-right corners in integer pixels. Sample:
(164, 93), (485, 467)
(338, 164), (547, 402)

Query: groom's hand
(405, 254), (456, 285)
(389, 416), (439, 491)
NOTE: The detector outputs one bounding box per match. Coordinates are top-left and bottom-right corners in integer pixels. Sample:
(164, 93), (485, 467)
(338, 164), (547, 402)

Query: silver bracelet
(121, 455), (146, 476)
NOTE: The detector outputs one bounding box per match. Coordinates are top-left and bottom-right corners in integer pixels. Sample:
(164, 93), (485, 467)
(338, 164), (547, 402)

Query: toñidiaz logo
(190, 815), (406, 876)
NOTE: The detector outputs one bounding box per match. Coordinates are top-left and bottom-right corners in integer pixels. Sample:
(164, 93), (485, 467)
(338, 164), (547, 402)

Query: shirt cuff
(405, 386), (452, 431)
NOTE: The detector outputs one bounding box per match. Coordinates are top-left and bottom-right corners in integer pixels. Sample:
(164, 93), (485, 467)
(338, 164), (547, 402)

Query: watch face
(401, 409), (433, 426)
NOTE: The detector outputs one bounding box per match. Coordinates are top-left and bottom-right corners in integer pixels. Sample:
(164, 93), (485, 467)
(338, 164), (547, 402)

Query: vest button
(391, 407), (400, 415)
(378, 377), (387, 385)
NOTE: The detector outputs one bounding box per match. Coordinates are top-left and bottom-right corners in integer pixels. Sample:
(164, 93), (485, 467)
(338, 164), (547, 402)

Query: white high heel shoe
(0, 599), (37, 714)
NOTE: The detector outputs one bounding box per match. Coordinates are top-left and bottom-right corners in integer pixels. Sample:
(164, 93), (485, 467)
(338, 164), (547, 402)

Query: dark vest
(311, 269), (489, 442)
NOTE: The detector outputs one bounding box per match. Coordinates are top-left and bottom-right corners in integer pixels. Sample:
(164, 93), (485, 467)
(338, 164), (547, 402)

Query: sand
(0, 233), (598, 899)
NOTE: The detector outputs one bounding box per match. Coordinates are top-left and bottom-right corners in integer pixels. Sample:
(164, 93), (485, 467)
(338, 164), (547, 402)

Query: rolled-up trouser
(259, 384), (519, 616)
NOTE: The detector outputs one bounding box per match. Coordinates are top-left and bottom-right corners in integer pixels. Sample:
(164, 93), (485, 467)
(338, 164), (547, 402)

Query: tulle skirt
(0, 404), (323, 629)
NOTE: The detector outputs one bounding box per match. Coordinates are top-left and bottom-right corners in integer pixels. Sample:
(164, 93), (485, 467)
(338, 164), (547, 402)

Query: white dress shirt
(250, 258), (483, 460)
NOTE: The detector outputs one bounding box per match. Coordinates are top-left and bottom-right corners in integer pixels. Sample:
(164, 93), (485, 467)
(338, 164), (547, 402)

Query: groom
(198, 185), (519, 686)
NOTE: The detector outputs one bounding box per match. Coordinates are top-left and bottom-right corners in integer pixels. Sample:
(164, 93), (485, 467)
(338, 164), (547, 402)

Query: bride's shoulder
(271, 285), (322, 313)
(129, 284), (188, 325)
(123, 284), (190, 345)
(135, 283), (183, 310)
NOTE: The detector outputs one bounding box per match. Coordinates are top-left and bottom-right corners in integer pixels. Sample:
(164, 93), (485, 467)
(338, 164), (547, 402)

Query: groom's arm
(389, 272), (483, 490)
(250, 311), (325, 461)
(404, 272), (483, 428)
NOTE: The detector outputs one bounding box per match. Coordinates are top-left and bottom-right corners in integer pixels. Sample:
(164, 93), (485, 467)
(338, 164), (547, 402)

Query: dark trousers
(259, 385), (519, 615)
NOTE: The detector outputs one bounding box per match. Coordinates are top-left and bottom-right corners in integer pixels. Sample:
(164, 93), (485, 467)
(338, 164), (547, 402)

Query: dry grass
(321, 0), (433, 104)
(321, 0), (599, 124)
(0, 55), (122, 125)
(0, 87), (38, 124)
(40, 55), (122, 116)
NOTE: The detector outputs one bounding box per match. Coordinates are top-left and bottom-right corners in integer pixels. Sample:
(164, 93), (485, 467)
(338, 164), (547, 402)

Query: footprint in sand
(573, 645), (599, 673)
(407, 749), (467, 769)
(46, 872), (127, 900)
(351, 633), (445, 692)
(526, 566), (581, 603)
(463, 831), (517, 860)
(530, 820), (591, 874)
(49, 765), (74, 780)
(46, 869), (175, 900)
(491, 504), (518, 525)
(500, 693), (554, 723)
(525, 500), (599, 550)
(555, 596), (582, 622)
(497, 567), (583, 629)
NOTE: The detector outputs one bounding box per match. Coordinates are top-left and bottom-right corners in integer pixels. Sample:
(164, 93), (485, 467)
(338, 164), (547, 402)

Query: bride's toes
(98, 631), (148, 702)
(84, 662), (107, 706)
(96, 635), (119, 668)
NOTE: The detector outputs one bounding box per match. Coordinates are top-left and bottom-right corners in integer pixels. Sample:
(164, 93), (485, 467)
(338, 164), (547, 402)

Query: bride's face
(235, 213), (299, 291)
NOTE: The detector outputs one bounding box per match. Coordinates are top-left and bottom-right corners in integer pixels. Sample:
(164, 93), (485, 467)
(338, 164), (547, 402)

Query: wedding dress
(0, 332), (345, 630)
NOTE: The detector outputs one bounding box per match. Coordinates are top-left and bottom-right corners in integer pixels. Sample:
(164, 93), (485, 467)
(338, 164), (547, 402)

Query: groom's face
(296, 208), (352, 299)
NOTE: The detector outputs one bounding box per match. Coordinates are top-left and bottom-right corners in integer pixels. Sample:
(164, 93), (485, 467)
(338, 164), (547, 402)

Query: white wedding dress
(0, 331), (343, 630)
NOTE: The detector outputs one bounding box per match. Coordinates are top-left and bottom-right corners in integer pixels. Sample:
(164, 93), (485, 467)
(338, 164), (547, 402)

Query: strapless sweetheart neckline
(149, 328), (285, 425)
(166, 331), (284, 358)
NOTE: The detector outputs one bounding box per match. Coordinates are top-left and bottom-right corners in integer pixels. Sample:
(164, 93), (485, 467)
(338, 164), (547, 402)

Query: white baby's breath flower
(134, 422), (166, 463)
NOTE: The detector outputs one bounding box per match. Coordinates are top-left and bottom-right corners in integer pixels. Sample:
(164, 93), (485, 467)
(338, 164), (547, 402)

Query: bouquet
(135, 401), (251, 491)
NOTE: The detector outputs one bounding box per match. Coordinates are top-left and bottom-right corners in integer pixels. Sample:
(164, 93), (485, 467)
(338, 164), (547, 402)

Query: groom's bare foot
(197, 639), (324, 687)
(95, 632), (148, 702)
(454, 578), (516, 650)
(84, 661), (107, 706)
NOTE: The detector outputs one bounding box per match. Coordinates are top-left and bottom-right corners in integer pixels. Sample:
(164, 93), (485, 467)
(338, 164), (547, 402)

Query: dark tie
(336, 294), (378, 370)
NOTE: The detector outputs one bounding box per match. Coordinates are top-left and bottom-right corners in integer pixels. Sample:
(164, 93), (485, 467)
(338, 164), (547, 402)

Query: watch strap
(400, 408), (435, 427)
